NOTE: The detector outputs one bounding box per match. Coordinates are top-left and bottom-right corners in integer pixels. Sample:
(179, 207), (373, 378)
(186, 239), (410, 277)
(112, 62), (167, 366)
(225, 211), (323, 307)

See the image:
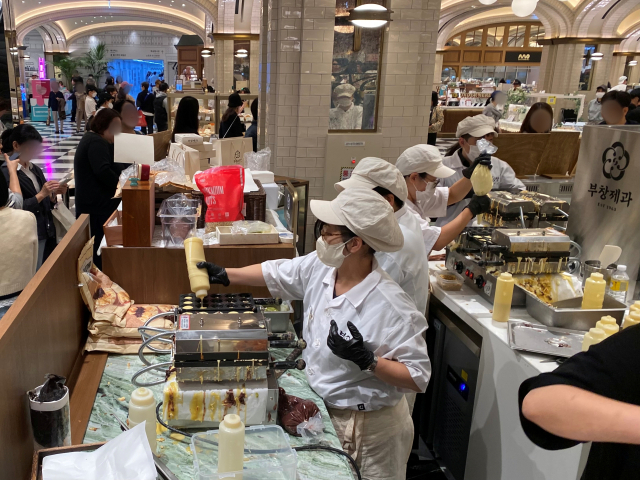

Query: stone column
(608, 52), (627, 87)
(433, 52), (443, 93)
(249, 39), (259, 93)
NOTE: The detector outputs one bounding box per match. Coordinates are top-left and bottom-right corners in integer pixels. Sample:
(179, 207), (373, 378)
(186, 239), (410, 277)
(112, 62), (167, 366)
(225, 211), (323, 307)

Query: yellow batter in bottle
(582, 327), (606, 351)
(492, 272), (514, 327)
(470, 160), (493, 196)
(184, 237), (210, 299)
(581, 272), (606, 310)
(623, 310), (640, 329)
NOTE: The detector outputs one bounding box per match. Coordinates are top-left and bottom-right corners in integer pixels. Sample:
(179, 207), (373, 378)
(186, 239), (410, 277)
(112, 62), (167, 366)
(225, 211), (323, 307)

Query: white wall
(23, 31), (45, 79)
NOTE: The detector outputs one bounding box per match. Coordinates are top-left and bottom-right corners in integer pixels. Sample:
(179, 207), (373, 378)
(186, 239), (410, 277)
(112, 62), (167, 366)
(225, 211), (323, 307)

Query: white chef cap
(310, 189), (403, 253)
(395, 144), (455, 178)
(335, 157), (408, 201)
(455, 114), (499, 138)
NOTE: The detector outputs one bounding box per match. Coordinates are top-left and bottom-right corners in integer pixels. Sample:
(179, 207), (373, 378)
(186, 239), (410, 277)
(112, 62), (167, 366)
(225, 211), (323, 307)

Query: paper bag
(51, 202), (76, 243)
(213, 137), (253, 167)
(169, 143), (200, 180)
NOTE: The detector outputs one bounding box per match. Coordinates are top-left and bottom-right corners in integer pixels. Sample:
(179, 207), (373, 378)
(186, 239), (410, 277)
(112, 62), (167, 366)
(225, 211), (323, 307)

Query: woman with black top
(74, 108), (127, 267)
(219, 93), (246, 139)
(171, 96), (200, 142)
(136, 82), (156, 134)
(0, 124), (63, 268)
(245, 98), (258, 152)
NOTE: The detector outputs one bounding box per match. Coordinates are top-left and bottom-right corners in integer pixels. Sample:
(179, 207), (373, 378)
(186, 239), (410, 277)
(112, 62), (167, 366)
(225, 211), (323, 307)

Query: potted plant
(52, 56), (81, 89)
(80, 42), (112, 85)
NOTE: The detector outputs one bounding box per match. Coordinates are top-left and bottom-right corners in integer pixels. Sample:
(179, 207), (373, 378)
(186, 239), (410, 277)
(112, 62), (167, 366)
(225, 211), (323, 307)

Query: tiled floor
(26, 120), (84, 181)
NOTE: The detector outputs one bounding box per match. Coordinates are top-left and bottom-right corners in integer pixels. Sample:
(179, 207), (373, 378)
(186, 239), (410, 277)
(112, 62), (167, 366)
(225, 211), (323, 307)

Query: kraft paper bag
(169, 143), (200, 180)
(213, 137), (253, 167)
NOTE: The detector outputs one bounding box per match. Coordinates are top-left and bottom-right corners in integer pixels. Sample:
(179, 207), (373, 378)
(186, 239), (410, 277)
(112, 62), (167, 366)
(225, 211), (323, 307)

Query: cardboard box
(189, 141), (214, 152)
(174, 133), (203, 146)
(216, 225), (279, 245)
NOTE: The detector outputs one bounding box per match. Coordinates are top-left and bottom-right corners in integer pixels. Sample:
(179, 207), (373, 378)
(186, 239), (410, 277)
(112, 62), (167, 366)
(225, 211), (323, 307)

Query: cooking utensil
(111, 414), (180, 480)
(598, 245), (622, 270)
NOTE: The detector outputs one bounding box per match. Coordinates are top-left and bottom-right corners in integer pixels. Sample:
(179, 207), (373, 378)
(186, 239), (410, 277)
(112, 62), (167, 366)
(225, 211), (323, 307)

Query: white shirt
(85, 96), (96, 117)
(405, 198), (441, 254)
(436, 150), (525, 227)
(18, 162), (41, 192)
(262, 253), (431, 411)
(375, 206), (430, 313)
(610, 84), (627, 92)
(329, 104), (363, 130)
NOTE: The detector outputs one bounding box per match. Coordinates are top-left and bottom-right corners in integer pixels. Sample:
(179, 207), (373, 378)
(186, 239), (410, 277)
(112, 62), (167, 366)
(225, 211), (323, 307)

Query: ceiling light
(591, 52), (604, 60)
(479, 0), (497, 5)
(511, 0), (537, 17)
(628, 60), (638, 66)
(349, 3), (393, 28)
(201, 49), (213, 57)
(22, 54), (30, 59)
(237, 49), (248, 54)
(235, 53), (248, 58)
(10, 47), (18, 52)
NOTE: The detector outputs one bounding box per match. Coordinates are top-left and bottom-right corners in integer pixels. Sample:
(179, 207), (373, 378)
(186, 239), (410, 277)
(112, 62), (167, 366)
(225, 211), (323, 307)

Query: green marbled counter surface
(82, 348), (355, 480)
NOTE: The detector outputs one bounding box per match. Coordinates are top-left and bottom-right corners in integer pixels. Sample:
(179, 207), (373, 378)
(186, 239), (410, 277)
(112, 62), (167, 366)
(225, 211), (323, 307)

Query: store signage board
(547, 96), (557, 105)
(38, 58), (46, 79)
(114, 133), (154, 165)
(345, 141), (364, 147)
(567, 125), (640, 299)
(504, 51), (542, 63)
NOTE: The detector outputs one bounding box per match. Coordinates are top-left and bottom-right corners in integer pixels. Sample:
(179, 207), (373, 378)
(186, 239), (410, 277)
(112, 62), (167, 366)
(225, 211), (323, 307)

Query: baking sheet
(508, 319), (584, 358)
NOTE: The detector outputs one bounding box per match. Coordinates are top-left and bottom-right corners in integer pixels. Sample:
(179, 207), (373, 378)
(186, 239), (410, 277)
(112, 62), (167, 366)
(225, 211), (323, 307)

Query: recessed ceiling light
(182, 3), (185, 5)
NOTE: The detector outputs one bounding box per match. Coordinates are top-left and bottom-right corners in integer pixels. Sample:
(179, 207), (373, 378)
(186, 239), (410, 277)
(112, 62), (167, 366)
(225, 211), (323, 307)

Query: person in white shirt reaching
(436, 114), (524, 227)
(395, 144), (491, 255)
(198, 188), (431, 480)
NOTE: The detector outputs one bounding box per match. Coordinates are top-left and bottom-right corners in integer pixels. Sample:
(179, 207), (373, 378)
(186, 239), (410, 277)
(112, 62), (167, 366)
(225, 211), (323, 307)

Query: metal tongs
(111, 414), (179, 480)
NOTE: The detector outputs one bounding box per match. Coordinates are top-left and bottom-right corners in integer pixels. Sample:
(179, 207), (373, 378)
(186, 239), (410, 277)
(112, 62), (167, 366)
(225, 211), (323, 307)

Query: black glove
(196, 262), (230, 287)
(461, 153), (493, 179)
(327, 320), (374, 371)
(465, 195), (491, 217)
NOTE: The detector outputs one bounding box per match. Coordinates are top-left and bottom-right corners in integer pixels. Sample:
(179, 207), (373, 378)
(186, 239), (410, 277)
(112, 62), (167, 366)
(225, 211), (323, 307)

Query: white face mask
(336, 97), (352, 107)
(468, 144), (481, 162)
(596, 92), (605, 99)
(316, 237), (351, 268)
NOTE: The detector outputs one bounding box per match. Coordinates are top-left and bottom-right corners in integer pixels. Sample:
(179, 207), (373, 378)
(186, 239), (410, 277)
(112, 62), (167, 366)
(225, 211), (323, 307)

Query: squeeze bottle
(128, 387), (157, 453)
(217, 414), (245, 477)
(623, 311), (640, 329)
(581, 272), (606, 310)
(492, 272), (514, 327)
(581, 327), (606, 351)
(184, 237), (210, 299)
(629, 301), (640, 313)
(595, 316), (619, 335)
(470, 159), (493, 196)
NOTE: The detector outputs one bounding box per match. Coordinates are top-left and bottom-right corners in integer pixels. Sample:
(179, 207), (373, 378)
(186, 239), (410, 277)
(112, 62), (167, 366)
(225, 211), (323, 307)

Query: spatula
(598, 245), (622, 268)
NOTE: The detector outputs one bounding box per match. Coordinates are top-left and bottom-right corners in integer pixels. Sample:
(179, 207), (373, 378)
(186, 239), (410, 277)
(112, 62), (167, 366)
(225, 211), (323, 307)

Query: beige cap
(395, 144), (455, 178)
(455, 114), (499, 138)
(335, 157), (408, 201)
(333, 84), (356, 98)
(619, 76), (628, 84)
(310, 189), (403, 253)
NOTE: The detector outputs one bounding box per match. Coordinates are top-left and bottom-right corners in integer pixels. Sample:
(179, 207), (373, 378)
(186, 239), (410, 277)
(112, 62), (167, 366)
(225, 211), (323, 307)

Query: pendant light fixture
(628, 60), (638, 66)
(591, 52), (603, 61)
(201, 48), (213, 57)
(349, 3), (393, 28)
(511, 0), (538, 17)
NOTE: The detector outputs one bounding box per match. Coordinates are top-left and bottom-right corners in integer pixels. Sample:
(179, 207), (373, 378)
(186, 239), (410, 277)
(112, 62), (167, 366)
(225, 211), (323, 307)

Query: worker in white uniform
(610, 76), (628, 92)
(436, 114), (524, 227)
(329, 83), (363, 130)
(197, 188), (431, 480)
(334, 157), (430, 314)
(394, 144), (491, 254)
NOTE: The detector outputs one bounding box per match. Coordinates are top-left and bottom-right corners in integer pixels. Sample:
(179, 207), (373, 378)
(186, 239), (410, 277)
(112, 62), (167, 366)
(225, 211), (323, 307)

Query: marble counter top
(82, 349), (354, 480)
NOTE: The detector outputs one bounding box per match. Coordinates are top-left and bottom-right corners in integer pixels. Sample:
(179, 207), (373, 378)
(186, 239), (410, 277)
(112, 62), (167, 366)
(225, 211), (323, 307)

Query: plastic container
(184, 237), (210, 299)
(436, 271), (464, 291)
(191, 425), (297, 480)
(492, 272), (515, 327)
(263, 300), (293, 333)
(582, 327), (606, 351)
(581, 272), (606, 310)
(158, 195), (201, 247)
(609, 265), (629, 303)
(128, 387), (157, 453)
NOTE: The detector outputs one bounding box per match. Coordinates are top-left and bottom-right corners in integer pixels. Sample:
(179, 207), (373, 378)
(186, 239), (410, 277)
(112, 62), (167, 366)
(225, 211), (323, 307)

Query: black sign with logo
(505, 51), (542, 63)
(584, 141), (634, 212)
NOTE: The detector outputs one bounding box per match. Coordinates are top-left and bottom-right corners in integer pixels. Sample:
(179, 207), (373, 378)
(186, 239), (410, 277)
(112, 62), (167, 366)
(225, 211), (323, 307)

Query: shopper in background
(438, 115), (524, 227)
(70, 77), (77, 124)
(2, 152), (23, 209)
(519, 325), (640, 480)
(136, 82), (156, 135)
(153, 79), (161, 93)
(106, 85), (118, 99)
(197, 188), (431, 480)
(84, 85), (98, 128)
(600, 91), (637, 125)
(587, 85), (607, 124)
(610, 76), (628, 92)
(104, 76), (115, 90)
(625, 89), (640, 124)
(113, 99), (141, 135)
(483, 90), (506, 127)
(86, 74), (95, 87)
(115, 76), (123, 90)
(219, 93), (246, 139)
(74, 108), (126, 268)
(0, 98), (12, 134)
(428, 91), (444, 146)
(395, 144), (490, 254)
(48, 80), (64, 134)
(519, 102), (554, 133)
(512, 79), (522, 90)
(245, 98), (258, 152)
(118, 81), (136, 103)
(0, 171), (38, 318)
(171, 95), (200, 142)
(154, 82), (169, 132)
(0, 125), (62, 268)
(75, 80), (87, 133)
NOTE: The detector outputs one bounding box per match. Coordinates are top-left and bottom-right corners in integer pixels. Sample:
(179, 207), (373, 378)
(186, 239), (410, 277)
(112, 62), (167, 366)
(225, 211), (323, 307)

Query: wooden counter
(102, 243), (296, 304)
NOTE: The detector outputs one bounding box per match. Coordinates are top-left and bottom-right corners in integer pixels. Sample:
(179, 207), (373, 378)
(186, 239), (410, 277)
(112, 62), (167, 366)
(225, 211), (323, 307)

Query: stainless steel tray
(508, 319), (584, 358)
(263, 300), (293, 333)
(523, 287), (626, 331)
